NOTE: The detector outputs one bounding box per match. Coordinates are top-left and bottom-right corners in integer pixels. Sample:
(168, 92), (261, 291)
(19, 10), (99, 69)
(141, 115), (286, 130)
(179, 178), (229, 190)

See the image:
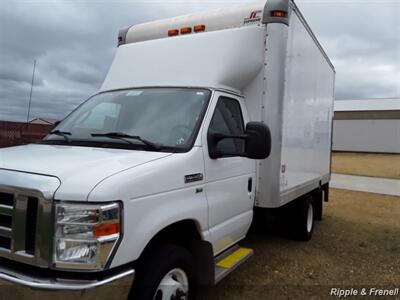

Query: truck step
(214, 245), (253, 284)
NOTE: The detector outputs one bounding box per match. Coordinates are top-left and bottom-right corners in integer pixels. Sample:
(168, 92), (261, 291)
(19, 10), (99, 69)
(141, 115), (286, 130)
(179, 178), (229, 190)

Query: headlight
(54, 202), (121, 271)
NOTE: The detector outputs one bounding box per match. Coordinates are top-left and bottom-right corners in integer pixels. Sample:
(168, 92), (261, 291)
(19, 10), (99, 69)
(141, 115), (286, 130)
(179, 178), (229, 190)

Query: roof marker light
(180, 27), (192, 35)
(194, 25), (206, 33)
(168, 29), (179, 37)
(271, 10), (287, 18)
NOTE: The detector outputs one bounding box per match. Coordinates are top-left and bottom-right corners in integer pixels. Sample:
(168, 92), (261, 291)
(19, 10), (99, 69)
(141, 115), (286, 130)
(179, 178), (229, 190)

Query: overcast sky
(0, 0), (399, 122)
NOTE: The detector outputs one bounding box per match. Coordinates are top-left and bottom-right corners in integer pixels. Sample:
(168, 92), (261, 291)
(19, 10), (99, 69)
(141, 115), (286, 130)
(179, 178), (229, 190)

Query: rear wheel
(291, 195), (315, 241)
(131, 244), (195, 300)
(314, 194), (323, 221)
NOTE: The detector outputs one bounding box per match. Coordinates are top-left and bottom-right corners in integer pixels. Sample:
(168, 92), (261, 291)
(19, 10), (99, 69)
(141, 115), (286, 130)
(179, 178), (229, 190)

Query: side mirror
(244, 122), (271, 159)
(207, 121), (271, 160)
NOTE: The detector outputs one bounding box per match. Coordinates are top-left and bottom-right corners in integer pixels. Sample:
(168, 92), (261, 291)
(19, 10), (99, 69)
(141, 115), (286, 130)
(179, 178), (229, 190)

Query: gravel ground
(331, 152), (400, 179)
(199, 189), (400, 300)
(1, 189), (399, 300)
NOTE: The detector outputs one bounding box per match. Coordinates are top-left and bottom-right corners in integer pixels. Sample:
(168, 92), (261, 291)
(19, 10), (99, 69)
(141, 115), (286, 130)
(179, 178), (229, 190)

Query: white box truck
(0, 0), (334, 299)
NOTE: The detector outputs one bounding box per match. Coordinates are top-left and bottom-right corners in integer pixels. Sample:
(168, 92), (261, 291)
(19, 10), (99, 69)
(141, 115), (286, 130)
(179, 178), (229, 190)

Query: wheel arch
(141, 219), (202, 251)
(137, 219), (215, 286)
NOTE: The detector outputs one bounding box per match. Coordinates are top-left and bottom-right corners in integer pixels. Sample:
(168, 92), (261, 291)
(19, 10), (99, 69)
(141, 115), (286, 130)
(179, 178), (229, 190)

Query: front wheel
(131, 244), (196, 300)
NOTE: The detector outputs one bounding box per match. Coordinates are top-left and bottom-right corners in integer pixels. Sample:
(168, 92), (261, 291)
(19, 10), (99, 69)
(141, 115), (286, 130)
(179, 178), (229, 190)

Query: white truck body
(105, 6), (335, 210)
(0, 0), (334, 298)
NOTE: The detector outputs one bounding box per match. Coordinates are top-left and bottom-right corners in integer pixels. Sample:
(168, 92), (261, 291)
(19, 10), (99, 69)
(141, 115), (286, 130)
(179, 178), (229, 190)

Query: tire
(130, 244), (196, 300)
(314, 194), (323, 221)
(291, 195), (315, 241)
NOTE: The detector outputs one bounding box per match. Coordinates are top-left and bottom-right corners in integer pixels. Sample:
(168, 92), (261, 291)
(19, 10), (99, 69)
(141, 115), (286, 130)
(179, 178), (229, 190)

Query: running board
(214, 245), (253, 284)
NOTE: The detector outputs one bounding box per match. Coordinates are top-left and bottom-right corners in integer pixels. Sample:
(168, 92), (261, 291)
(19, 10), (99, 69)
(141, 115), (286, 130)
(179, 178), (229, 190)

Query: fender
(87, 147), (210, 268)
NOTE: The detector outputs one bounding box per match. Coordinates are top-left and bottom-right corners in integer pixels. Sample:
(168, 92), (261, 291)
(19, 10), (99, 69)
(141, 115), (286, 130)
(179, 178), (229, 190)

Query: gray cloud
(0, 0), (399, 122)
(298, 0), (400, 99)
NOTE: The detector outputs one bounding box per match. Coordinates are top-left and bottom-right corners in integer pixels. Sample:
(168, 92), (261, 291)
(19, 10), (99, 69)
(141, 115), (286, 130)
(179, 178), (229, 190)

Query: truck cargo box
(104, 0), (335, 209)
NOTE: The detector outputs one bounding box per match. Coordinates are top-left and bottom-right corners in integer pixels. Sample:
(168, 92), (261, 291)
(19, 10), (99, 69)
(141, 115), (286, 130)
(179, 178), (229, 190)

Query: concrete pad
(331, 174), (400, 196)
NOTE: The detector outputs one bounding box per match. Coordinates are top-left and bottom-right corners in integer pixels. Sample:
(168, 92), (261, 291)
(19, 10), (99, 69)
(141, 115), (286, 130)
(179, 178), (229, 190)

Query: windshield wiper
(49, 130), (71, 143)
(91, 132), (161, 150)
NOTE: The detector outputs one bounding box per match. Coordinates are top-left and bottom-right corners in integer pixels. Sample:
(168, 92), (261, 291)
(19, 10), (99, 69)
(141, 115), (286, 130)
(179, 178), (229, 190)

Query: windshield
(44, 88), (211, 151)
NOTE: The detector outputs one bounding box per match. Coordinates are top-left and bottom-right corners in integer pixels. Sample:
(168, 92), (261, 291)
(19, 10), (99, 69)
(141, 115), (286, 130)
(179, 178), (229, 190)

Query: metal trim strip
(0, 267), (134, 291)
(0, 204), (13, 216)
(0, 226), (11, 238)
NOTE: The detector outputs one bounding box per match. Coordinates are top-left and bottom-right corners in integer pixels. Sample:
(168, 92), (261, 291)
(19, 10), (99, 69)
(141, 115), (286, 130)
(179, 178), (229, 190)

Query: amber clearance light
(271, 10), (287, 18)
(180, 27), (192, 35)
(194, 25), (206, 32)
(168, 29), (179, 37)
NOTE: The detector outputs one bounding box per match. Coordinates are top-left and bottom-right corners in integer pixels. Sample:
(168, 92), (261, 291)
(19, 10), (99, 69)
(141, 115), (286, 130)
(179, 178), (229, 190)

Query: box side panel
(279, 11), (335, 203)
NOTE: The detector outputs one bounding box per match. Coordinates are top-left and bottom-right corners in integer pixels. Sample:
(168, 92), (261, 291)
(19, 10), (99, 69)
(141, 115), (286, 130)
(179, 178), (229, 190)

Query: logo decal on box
(244, 10), (262, 25)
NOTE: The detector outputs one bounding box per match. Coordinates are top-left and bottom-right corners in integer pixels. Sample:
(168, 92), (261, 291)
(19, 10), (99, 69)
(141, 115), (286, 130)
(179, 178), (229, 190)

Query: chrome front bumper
(0, 266), (134, 291)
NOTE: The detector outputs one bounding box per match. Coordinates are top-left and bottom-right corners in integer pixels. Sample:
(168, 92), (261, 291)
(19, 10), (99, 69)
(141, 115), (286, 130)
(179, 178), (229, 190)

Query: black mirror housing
(207, 122), (271, 160)
(207, 130), (229, 159)
(244, 122), (271, 159)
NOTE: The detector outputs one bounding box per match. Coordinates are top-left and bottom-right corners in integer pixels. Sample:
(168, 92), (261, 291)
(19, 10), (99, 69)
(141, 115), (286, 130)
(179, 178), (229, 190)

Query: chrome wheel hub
(154, 268), (189, 300)
(307, 203), (314, 233)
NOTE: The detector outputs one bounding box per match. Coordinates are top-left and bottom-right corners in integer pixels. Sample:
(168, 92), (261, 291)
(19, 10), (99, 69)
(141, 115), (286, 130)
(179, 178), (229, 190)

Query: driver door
(202, 92), (256, 254)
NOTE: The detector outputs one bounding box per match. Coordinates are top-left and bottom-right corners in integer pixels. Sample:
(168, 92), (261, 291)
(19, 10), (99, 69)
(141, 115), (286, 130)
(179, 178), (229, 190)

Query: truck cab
(0, 1), (334, 299)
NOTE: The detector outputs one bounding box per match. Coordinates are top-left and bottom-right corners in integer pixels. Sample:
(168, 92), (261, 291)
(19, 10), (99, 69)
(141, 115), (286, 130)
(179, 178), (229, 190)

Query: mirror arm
(218, 151), (247, 157)
(229, 134), (247, 139)
(215, 134), (248, 143)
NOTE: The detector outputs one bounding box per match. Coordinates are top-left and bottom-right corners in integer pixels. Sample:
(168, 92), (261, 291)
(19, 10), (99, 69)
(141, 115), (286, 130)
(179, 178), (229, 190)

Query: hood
(0, 144), (172, 201)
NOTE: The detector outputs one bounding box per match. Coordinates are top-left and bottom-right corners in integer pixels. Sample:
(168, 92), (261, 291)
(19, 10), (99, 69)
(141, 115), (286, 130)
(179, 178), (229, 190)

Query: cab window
(209, 97), (245, 154)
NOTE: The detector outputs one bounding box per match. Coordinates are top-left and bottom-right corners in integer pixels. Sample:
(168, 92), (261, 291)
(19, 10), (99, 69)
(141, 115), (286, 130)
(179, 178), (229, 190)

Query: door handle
(248, 178), (253, 193)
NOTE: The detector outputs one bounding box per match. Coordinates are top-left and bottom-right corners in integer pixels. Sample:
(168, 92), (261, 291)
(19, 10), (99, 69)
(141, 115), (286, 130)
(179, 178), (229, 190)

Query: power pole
(27, 59), (36, 125)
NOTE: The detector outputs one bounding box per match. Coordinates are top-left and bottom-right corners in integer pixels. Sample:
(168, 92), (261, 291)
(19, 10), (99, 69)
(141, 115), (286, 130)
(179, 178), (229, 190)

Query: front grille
(0, 192), (14, 251)
(0, 236), (11, 249)
(25, 197), (38, 255)
(0, 214), (12, 228)
(0, 188), (51, 267)
(0, 192), (14, 206)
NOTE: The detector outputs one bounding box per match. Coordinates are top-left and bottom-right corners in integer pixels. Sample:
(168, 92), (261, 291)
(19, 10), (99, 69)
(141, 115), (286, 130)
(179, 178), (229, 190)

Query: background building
(0, 120), (53, 148)
(29, 118), (58, 126)
(333, 98), (400, 154)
